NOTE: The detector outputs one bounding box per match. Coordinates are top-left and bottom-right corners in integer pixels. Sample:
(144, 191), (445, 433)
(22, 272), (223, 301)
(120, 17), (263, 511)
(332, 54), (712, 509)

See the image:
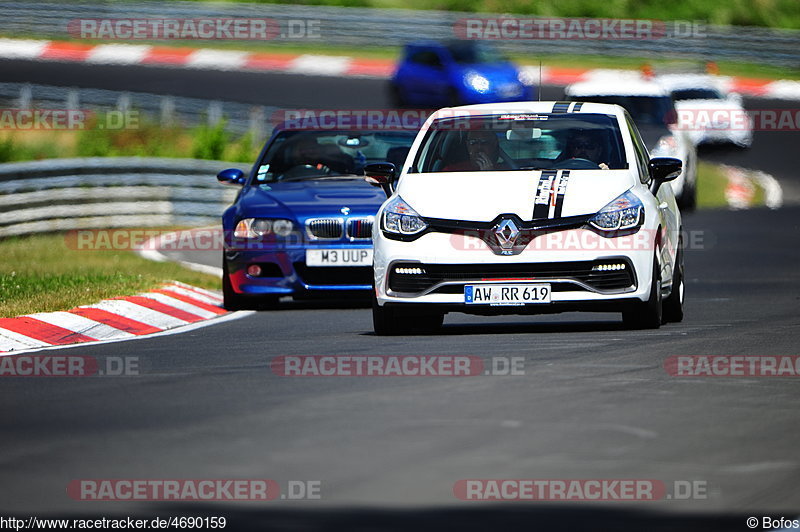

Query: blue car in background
(217, 124), (418, 309)
(390, 40), (535, 108)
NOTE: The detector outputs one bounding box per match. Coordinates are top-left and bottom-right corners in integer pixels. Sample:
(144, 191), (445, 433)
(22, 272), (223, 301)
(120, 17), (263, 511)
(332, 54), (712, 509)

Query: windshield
(571, 96), (675, 126)
(253, 130), (417, 183)
(447, 42), (506, 64)
(671, 88), (723, 101)
(414, 113), (628, 173)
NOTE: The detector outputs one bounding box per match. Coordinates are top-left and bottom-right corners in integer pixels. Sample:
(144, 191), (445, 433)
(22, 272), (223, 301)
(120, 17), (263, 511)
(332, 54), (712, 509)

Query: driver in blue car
(561, 131), (610, 170)
(281, 135), (355, 175)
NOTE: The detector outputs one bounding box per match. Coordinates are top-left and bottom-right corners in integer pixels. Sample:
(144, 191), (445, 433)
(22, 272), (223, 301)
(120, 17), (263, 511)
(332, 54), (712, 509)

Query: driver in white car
(443, 130), (512, 171)
(561, 131), (610, 170)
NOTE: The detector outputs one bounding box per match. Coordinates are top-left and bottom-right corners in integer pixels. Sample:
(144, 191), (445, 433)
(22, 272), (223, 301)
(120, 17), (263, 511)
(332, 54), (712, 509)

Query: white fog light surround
(592, 263), (627, 271)
(589, 191), (644, 232)
(395, 266), (426, 275)
(382, 196), (428, 236)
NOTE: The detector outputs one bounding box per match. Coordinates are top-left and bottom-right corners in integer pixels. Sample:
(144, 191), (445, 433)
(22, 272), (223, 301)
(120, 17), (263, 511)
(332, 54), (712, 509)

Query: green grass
(0, 115), (262, 163)
(0, 233), (220, 317)
(110, 0), (800, 30)
(696, 160), (731, 209)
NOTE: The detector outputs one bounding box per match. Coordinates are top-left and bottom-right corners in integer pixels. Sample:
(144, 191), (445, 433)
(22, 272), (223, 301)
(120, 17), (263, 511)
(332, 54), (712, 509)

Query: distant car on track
(389, 41), (535, 108)
(658, 73), (752, 148)
(565, 77), (698, 210)
(217, 124), (418, 310)
(365, 101), (685, 335)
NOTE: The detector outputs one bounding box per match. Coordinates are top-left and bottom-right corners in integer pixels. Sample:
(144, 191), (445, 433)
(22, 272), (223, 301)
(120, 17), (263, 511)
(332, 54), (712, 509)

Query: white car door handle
(658, 202), (669, 210)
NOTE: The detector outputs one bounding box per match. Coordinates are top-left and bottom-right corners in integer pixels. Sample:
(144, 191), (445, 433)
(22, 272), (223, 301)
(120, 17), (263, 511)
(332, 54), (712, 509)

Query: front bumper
(225, 246), (373, 296)
(374, 228), (657, 313)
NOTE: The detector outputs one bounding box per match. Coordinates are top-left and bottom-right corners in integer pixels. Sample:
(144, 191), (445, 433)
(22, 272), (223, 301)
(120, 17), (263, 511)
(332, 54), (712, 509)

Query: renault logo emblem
(494, 219), (520, 250)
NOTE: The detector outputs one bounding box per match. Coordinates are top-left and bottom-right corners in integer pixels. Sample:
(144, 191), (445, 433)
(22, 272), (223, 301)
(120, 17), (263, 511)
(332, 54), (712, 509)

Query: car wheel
(663, 242), (685, 323)
(622, 257), (663, 329)
(677, 180), (697, 212)
(389, 82), (405, 108)
(372, 295), (443, 336)
(447, 88), (461, 107)
(222, 259), (277, 311)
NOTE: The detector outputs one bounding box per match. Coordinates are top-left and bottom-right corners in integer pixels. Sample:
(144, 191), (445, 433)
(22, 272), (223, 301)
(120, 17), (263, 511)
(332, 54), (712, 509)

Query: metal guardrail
(0, 82), (277, 137)
(0, 1), (799, 67)
(0, 157), (245, 237)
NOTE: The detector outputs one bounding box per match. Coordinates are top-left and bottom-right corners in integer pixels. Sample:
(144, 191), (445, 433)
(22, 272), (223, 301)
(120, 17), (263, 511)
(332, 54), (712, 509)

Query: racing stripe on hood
(553, 170), (570, 218)
(533, 170), (557, 219)
(571, 102), (584, 112)
(552, 101), (570, 114)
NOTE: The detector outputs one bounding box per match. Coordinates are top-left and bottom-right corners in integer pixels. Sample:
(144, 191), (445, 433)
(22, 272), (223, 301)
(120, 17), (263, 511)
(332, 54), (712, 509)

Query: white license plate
(306, 249), (372, 267)
(464, 284), (551, 305)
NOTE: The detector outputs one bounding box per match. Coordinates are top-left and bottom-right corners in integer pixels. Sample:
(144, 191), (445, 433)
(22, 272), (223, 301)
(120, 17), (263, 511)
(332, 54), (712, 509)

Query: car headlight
(464, 71), (490, 93)
(588, 190), (644, 232)
(517, 70), (535, 86)
(234, 218), (295, 238)
(382, 196), (428, 235)
(651, 135), (680, 158)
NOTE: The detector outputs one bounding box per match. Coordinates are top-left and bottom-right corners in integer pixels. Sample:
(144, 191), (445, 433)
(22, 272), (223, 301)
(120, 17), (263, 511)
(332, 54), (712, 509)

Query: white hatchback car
(365, 101), (684, 335)
(565, 78), (698, 211)
(658, 73), (753, 148)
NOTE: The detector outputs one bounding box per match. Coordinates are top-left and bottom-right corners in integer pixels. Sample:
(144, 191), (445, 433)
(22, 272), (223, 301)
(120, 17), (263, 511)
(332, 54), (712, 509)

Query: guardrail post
(249, 106), (265, 148)
(208, 101), (223, 127)
(66, 89), (79, 110)
(17, 84), (32, 109)
(161, 96), (176, 127)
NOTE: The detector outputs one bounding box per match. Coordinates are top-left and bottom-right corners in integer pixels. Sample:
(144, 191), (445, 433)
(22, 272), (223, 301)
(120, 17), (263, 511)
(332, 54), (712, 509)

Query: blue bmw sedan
(217, 125), (417, 309)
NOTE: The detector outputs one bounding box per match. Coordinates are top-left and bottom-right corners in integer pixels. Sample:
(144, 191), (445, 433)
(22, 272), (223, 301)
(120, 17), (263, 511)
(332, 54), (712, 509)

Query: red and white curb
(0, 281), (241, 354)
(722, 165), (783, 210)
(2, 37), (800, 99)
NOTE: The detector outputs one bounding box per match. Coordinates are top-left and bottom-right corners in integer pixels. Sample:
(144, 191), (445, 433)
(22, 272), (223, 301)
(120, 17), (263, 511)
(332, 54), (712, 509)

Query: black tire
(622, 257), (663, 329)
(222, 260), (278, 311)
(677, 181), (696, 212)
(388, 82), (405, 109)
(663, 243), (685, 323)
(372, 295), (443, 336)
(447, 88), (461, 108)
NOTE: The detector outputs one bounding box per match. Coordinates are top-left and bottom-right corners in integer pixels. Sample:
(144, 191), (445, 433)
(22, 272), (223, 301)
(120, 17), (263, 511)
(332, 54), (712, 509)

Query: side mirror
(728, 92), (743, 106)
(648, 157), (682, 195)
(364, 162), (396, 197)
(217, 168), (245, 186)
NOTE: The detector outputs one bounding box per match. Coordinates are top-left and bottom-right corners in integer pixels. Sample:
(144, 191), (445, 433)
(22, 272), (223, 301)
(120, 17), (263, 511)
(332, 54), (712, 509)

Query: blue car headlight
(382, 196), (428, 235)
(234, 218), (295, 238)
(588, 191), (644, 232)
(464, 71), (490, 94)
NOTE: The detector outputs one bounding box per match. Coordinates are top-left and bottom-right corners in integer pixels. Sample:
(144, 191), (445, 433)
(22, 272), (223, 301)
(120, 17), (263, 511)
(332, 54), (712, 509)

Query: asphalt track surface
(1, 59), (800, 531)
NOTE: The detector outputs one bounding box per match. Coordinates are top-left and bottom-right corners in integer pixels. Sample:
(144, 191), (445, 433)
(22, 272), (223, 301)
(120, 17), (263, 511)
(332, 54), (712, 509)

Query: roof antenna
(538, 60), (542, 102)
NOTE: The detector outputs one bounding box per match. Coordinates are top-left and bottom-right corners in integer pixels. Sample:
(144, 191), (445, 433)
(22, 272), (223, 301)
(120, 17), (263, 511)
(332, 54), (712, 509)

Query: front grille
(347, 218), (374, 240)
(388, 261), (635, 294)
(294, 263), (373, 286)
(306, 218), (344, 240)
